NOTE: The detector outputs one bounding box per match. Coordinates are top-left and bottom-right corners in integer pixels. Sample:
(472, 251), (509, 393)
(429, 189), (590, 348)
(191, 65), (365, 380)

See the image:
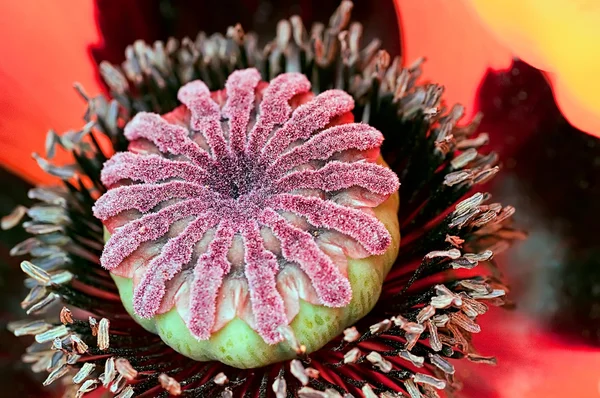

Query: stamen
(73, 362), (96, 383)
(428, 353), (455, 374)
(11, 320), (52, 337)
(76, 379), (99, 397)
(343, 348), (362, 364)
(399, 350), (424, 367)
(60, 307), (73, 325)
(20, 261), (50, 285)
(115, 358), (138, 381)
(213, 372), (229, 385)
(272, 376), (287, 398)
(97, 318), (110, 350)
(1, 205), (28, 230)
(110, 374), (128, 394)
(467, 353), (498, 365)
(342, 327), (360, 342)
(290, 360), (309, 385)
(43, 364), (69, 386)
(370, 319), (392, 334)
(70, 335), (89, 354)
(361, 385), (379, 398)
(89, 317), (98, 336)
(413, 373), (446, 390)
(35, 325), (68, 344)
(159, 374), (182, 396)
(366, 351), (392, 373)
(403, 379), (422, 398)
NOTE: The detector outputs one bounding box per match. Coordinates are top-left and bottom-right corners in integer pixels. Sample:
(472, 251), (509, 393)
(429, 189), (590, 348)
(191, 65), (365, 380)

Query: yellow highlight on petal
(465, 0), (600, 136)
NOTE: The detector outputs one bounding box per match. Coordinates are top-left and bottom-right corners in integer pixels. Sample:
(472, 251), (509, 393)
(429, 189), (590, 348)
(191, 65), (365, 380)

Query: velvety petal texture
(464, 0), (600, 137)
(0, 1), (102, 184)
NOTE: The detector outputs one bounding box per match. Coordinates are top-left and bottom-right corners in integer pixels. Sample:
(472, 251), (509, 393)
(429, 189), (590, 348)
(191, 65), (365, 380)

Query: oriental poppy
(0, 1), (598, 398)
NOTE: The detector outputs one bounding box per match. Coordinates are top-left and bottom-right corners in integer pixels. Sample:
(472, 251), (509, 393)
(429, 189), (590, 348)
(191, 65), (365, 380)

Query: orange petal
(464, 0), (600, 137)
(393, 0), (512, 122)
(0, 1), (102, 184)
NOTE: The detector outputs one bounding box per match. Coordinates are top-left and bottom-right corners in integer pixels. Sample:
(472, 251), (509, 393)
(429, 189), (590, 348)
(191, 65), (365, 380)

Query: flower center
(209, 155), (258, 199)
(93, 68), (400, 366)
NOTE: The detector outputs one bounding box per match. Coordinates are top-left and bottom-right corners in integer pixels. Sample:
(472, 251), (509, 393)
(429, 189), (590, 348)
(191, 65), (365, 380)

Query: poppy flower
(0, 1), (597, 398)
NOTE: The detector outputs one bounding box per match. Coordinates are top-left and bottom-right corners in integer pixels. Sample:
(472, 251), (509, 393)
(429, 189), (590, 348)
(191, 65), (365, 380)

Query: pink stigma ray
(93, 68), (399, 344)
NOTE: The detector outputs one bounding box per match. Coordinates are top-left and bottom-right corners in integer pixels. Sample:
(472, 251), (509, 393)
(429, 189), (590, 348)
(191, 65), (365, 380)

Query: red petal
(460, 310), (600, 397)
(0, 1), (102, 184)
(464, 0), (600, 137)
(394, 0), (512, 122)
